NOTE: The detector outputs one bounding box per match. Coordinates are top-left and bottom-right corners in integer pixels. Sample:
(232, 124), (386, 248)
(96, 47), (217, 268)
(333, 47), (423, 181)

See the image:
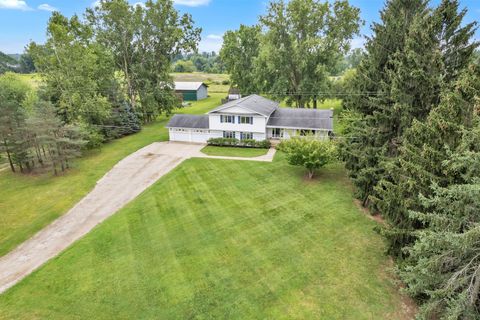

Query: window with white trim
(240, 132), (253, 140)
(223, 131), (236, 139)
(238, 116), (253, 124)
(220, 115), (235, 123)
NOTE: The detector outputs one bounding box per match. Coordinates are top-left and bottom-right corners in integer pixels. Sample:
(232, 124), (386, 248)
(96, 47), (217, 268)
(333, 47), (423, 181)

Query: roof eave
(266, 125), (332, 131)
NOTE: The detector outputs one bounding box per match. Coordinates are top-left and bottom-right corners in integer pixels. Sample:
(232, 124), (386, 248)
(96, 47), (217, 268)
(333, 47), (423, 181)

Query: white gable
(216, 105), (263, 115)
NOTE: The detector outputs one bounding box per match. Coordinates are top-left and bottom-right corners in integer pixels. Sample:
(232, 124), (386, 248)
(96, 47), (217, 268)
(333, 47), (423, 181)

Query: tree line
(173, 51), (225, 74)
(220, 0), (361, 108)
(0, 73), (86, 174)
(341, 0), (480, 318)
(0, 51), (36, 74)
(0, 0), (200, 174)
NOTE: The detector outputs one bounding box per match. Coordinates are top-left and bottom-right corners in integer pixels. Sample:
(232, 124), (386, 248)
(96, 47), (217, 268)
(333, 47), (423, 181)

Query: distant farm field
(172, 72), (230, 93)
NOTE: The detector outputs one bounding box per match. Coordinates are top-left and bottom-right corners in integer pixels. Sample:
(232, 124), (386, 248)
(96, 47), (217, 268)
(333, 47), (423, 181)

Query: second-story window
(220, 115), (235, 123)
(238, 116), (253, 124)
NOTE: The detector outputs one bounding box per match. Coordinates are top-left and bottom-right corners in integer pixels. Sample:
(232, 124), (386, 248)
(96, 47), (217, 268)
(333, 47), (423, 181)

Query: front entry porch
(267, 127), (330, 140)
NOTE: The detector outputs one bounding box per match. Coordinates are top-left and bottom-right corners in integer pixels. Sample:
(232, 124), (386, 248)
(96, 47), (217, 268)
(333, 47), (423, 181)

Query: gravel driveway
(0, 142), (276, 294)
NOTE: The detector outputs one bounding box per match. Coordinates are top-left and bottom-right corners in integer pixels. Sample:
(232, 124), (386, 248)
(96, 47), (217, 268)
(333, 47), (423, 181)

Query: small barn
(174, 82), (208, 101)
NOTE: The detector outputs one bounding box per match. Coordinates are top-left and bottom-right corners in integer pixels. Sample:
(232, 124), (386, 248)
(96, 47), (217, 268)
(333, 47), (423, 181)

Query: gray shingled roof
(208, 94), (278, 117)
(267, 108), (333, 130)
(166, 114), (209, 129)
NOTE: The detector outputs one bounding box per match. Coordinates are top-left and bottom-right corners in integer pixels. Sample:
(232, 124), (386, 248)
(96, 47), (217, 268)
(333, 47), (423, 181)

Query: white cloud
(0, 0), (32, 10)
(199, 33), (223, 53)
(173, 0), (210, 7)
(206, 34), (223, 40)
(92, 1), (146, 9)
(132, 1), (145, 8)
(350, 37), (365, 49)
(38, 3), (57, 12)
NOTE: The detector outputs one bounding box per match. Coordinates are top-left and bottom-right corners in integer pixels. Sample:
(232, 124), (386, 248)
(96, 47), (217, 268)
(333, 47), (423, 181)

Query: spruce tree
(375, 65), (480, 256)
(434, 0), (478, 85)
(341, 0), (432, 208)
(400, 118), (480, 319)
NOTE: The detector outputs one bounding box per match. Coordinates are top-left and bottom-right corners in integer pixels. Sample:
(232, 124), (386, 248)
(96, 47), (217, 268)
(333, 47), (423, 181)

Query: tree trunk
(3, 139), (15, 173)
(297, 95), (304, 108)
(313, 95), (317, 109)
(308, 169), (314, 179)
(362, 189), (370, 207)
(47, 146), (58, 175)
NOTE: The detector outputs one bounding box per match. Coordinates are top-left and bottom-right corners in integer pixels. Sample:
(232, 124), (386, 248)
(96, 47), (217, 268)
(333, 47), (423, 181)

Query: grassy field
(172, 72), (230, 93)
(201, 146), (269, 158)
(0, 84), (343, 258)
(0, 93), (224, 257)
(13, 73), (42, 88)
(0, 154), (411, 319)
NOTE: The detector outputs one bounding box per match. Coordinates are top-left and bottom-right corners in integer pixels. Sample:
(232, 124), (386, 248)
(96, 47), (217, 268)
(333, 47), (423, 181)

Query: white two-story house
(166, 95), (333, 143)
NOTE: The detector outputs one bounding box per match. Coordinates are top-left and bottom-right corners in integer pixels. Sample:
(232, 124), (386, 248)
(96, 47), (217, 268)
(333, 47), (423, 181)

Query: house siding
(167, 94), (333, 143)
(208, 114), (267, 134)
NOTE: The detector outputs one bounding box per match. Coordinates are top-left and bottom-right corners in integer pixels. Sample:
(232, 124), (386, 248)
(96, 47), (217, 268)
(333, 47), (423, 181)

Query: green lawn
(0, 155), (409, 319)
(0, 93), (224, 257)
(201, 146), (269, 158)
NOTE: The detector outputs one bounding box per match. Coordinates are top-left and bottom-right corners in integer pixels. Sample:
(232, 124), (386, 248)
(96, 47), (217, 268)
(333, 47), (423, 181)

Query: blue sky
(0, 0), (479, 54)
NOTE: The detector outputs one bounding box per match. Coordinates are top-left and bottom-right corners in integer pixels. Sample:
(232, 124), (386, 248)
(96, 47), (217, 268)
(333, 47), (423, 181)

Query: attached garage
(167, 114), (212, 143)
(174, 82), (208, 101)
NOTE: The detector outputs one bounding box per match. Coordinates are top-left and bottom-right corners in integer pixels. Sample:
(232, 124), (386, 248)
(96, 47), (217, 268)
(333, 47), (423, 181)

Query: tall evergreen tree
(400, 117), (480, 319)
(434, 0), (478, 85)
(341, 0), (477, 212)
(375, 64), (480, 256)
(341, 0), (431, 207)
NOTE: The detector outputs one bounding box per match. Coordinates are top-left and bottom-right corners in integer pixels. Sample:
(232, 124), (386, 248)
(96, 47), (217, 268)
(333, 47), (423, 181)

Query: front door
(272, 128), (282, 138)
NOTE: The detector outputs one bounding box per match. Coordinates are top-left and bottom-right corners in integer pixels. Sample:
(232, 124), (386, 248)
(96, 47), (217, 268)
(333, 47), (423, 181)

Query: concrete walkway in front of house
(0, 142), (276, 294)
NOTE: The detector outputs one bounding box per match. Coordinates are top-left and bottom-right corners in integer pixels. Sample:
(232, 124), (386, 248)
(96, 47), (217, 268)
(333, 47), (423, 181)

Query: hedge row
(207, 138), (271, 149)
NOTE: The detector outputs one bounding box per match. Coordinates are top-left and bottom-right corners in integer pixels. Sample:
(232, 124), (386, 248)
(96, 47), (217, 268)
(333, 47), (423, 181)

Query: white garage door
(170, 130), (191, 142)
(169, 129), (210, 143)
(191, 131), (209, 143)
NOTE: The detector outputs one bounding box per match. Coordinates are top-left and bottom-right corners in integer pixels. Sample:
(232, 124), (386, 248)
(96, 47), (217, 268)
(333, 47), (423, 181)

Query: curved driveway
(0, 142), (276, 294)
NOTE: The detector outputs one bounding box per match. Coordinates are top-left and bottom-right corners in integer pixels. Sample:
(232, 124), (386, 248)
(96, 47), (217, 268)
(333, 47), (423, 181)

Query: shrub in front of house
(207, 138), (271, 149)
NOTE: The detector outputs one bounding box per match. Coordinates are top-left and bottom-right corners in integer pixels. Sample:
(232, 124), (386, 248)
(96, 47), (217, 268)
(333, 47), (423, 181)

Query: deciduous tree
(220, 25), (262, 95)
(87, 0), (201, 121)
(258, 0), (361, 108)
(279, 138), (337, 179)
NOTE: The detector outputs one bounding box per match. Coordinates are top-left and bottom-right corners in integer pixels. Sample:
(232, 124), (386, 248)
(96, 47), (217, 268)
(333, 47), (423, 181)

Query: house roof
(208, 94), (278, 117)
(166, 114), (209, 129)
(267, 108), (333, 130)
(174, 82), (207, 91)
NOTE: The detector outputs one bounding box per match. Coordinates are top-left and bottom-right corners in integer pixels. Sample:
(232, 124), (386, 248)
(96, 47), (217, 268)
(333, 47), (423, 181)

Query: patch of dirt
(380, 258), (418, 320)
(302, 174), (319, 184)
(353, 199), (386, 225)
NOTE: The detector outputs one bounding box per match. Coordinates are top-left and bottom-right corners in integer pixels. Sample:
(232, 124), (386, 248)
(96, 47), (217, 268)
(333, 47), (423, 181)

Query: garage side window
(220, 115), (235, 123)
(223, 131), (236, 139)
